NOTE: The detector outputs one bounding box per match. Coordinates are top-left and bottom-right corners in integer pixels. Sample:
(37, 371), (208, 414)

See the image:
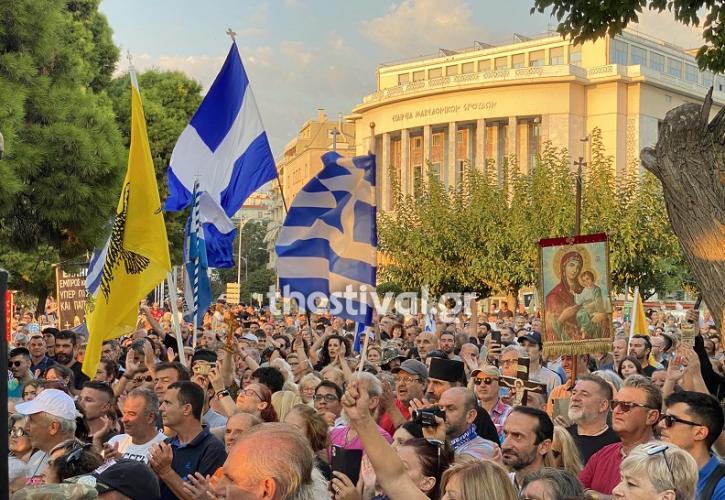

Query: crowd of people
(5, 298), (724, 499)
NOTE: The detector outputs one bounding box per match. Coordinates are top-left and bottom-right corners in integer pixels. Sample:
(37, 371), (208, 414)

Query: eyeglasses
(646, 444), (676, 492)
(659, 413), (702, 428)
(609, 400), (656, 412)
(473, 376), (498, 386)
(313, 394), (339, 402)
(395, 376), (420, 385)
(132, 375), (154, 383)
(8, 360), (22, 368)
(9, 427), (27, 438)
(242, 388), (262, 400)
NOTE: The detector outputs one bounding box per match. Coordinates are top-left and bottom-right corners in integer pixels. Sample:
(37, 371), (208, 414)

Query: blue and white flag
(276, 151), (377, 325)
(86, 240), (109, 296)
(183, 183), (213, 327)
(164, 42), (277, 268)
(353, 322), (368, 353)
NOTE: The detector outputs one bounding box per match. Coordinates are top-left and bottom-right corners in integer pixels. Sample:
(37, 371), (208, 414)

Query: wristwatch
(216, 389), (230, 399)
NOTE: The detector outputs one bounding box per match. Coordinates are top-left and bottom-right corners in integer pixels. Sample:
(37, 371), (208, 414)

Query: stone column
(447, 122), (457, 189)
(508, 116), (518, 171)
(401, 129), (410, 196)
(381, 133), (391, 211)
(422, 124), (432, 189)
(475, 119), (485, 172)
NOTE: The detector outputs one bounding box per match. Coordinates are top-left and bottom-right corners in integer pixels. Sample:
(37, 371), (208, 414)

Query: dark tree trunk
(35, 287), (48, 319)
(640, 88), (725, 336)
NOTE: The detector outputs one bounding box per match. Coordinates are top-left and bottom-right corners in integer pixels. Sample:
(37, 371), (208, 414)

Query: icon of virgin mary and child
(545, 250), (611, 341)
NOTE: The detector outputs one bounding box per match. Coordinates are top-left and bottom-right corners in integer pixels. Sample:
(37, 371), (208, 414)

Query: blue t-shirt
(698, 455), (725, 500)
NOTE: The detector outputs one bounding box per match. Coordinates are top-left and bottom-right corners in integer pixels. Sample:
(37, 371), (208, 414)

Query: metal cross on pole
(226, 28), (237, 42)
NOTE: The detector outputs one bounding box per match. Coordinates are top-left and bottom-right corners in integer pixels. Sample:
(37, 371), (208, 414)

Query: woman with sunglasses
(613, 441), (698, 500)
(9, 415), (34, 487)
(549, 425), (584, 476)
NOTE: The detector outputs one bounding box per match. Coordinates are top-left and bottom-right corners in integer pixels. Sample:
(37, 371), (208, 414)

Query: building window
(413, 70), (425, 82)
(610, 39), (628, 65)
(495, 56), (508, 70)
(631, 45), (646, 66)
(431, 132), (444, 181)
(446, 65), (459, 76)
(569, 44), (582, 64)
(668, 58), (683, 79)
(428, 67), (442, 79)
(390, 138), (402, 189)
(549, 47), (564, 65)
(512, 53), (525, 69)
(685, 64), (698, 83)
(398, 73), (410, 85)
(529, 50), (545, 67)
(650, 52), (665, 72)
(703, 71), (713, 88)
(461, 62), (474, 74)
(478, 59), (491, 71)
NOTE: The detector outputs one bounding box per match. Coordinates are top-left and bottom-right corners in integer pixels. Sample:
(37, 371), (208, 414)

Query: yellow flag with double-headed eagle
(82, 70), (171, 377)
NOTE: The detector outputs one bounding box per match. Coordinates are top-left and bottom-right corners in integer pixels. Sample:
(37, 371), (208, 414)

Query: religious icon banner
(539, 233), (613, 356)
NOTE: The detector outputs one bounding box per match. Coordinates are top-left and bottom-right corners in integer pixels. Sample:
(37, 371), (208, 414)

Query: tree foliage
(531, 0), (725, 72)
(0, 0), (125, 307)
(378, 128), (688, 302)
(107, 70), (203, 264)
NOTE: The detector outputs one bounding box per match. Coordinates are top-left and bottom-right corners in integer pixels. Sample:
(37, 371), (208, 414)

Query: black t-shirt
(642, 364), (656, 377)
(566, 424), (620, 464)
(70, 361), (90, 390)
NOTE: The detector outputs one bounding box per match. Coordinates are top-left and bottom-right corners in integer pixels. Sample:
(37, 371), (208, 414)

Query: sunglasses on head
(609, 400), (656, 412)
(473, 376), (498, 386)
(133, 375), (154, 383)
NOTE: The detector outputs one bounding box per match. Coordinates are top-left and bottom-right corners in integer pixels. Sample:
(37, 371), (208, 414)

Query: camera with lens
(411, 407), (446, 427)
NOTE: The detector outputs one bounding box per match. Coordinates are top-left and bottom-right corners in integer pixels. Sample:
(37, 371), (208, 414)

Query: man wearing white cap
(15, 388), (79, 484)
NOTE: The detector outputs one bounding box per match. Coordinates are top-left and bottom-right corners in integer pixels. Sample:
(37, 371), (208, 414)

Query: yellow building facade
(277, 109), (356, 208)
(348, 29), (722, 212)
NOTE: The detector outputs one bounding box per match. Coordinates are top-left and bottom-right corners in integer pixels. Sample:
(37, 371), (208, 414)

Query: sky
(99, 1), (705, 158)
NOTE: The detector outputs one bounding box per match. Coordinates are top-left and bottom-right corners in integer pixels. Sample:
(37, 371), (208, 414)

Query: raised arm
(342, 381), (428, 500)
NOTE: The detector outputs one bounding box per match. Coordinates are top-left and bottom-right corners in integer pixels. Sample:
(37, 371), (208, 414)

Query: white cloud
(112, 40), (374, 156)
(361, 0), (479, 56)
(630, 8), (705, 49)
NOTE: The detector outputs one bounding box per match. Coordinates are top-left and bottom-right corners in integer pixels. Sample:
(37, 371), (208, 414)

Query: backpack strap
(702, 462), (725, 500)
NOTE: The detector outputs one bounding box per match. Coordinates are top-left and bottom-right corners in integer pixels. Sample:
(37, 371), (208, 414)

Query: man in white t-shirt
(105, 387), (165, 463)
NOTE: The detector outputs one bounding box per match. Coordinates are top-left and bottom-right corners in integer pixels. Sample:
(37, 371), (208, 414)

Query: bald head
(221, 423), (314, 498)
(441, 387), (477, 412)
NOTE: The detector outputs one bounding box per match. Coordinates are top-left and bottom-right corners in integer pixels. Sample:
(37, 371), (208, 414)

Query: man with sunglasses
(472, 365), (511, 444)
(8, 347), (33, 399)
(659, 390), (725, 500)
(579, 375), (661, 499)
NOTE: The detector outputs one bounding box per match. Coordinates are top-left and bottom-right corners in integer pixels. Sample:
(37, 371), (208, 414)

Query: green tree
(379, 133), (688, 305)
(532, 0), (725, 331)
(107, 70), (203, 264)
(0, 0), (125, 312)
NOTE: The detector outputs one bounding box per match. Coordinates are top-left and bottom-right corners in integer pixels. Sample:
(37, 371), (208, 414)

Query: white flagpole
(166, 271), (187, 367)
(358, 326), (370, 375)
(191, 179), (201, 349)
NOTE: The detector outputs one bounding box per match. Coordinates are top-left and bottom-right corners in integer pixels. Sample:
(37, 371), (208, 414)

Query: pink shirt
(327, 425), (393, 462)
(579, 442), (623, 495)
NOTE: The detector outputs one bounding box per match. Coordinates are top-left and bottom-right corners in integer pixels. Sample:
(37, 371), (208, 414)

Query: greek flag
(276, 151), (376, 325)
(86, 239), (109, 295)
(183, 182), (212, 327)
(164, 42), (277, 268)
